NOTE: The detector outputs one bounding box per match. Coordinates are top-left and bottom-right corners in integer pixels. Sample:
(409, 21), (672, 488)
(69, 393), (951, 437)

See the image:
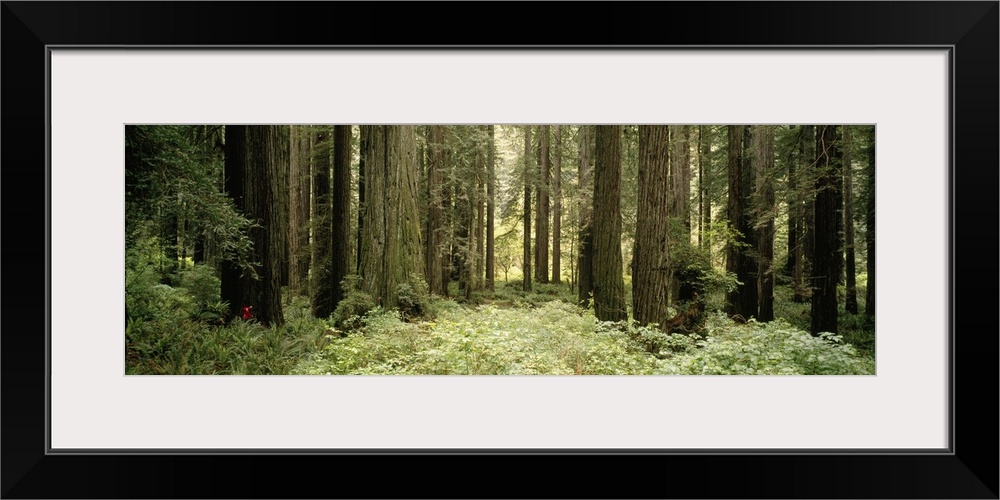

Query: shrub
(331, 275), (377, 330)
(397, 276), (431, 321)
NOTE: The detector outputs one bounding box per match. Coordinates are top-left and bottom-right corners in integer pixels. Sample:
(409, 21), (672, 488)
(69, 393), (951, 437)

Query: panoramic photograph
(125, 125), (875, 375)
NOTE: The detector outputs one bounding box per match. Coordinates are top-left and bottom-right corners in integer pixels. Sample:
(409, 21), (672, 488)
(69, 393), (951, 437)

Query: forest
(125, 124), (875, 375)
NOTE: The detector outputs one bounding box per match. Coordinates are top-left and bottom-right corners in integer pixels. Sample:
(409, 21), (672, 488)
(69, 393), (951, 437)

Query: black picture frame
(3, 2), (996, 498)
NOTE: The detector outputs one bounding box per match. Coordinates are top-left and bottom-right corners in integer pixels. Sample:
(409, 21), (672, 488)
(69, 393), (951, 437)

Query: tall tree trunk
(671, 125), (695, 302)
(424, 125), (446, 295)
(797, 125), (816, 303)
(356, 128), (366, 275)
(311, 129), (334, 319)
(843, 127), (859, 314)
(277, 126), (290, 288)
(359, 125), (423, 309)
(753, 126), (776, 322)
(593, 125), (627, 322)
(552, 125), (562, 284)
(288, 125), (306, 296)
(811, 125), (840, 334)
(331, 125), (352, 311)
(475, 132), (485, 290)
(522, 126), (532, 292)
(535, 125), (550, 284)
(440, 127), (453, 296)
(634, 126), (672, 330)
(738, 126), (759, 318)
(697, 125), (709, 250)
(789, 125), (816, 304)
(784, 126), (799, 277)
(485, 125), (496, 292)
(577, 125), (594, 306)
(725, 125), (755, 319)
(864, 126), (875, 317)
(221, 125), (285, 326)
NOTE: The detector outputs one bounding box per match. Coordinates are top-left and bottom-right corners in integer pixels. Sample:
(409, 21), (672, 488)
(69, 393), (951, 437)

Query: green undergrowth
(292, 300), (874, 375)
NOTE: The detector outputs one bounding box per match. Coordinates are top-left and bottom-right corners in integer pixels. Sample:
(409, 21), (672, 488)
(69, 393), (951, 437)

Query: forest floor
(126, 279), (875, 376)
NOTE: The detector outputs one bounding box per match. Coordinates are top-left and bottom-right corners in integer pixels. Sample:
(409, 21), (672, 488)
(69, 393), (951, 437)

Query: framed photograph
(4, 2), (996, 498)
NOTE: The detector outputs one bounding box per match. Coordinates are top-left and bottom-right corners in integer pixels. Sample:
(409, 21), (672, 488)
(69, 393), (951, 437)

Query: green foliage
(331, 275), (378, 330)
(292, 298), (872, 375)
(397, 275), (431, 321)
(657, 313), (872, 375)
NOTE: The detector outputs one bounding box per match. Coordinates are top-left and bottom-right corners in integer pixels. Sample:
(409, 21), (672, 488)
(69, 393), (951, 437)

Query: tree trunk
(753, 126), (776, 322)
(671, 125), (694, 302)
(485, 125), (496, 292)
(577, 125), (594, 306)
(288, 125), (308, 297)
(552, 125), (562, 284)
(738, 126), (758, 318)
(784, 126), (799, 277)
(725, 125), (754, 320)
(475, 132), (485, 290)
(220, 125), (285, 326)
(522, 126), (532, 292)
(843, 127), (859, 314)
(792, 125), (816, 304)
(811, 125), (840, 334)
(311, 129), (334, 319)
(277, 126), (290, 288)
(331, 125), (352, 311)
(801, 125), (819, 301)
(864, 126), (875, 317)
(424, 125), (446, 295)
(356, 128), (366, 275)
(535, 125), (550, 284)
(634, 126), (672, 330)
(593, 125), (627, 322)
(359, 125), (423, 309)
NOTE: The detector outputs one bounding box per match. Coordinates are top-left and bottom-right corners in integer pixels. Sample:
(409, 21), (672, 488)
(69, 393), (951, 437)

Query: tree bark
(475, 130), (485, 290)
(535, 125), (550, 284)
(311, 129), (334, 319)
(331, 125), (352, 310)
(864, 126), (876, 317)
(552, 125), (562, 284)
(424, 125), (446, 295)
(843, 126), (859, 314)
(796, 125), (816, 303)
(522, 126), (532, 292)
(221, 125), (285, 326)
(753, 126), (775, 322)
(634, 126), (672, 330)
(811, 125), (840, 334)
(288, 125), (309, 297)
(485, 125), (496, 291)
(576, 125), (594, 306)
(359, 125), (423, 309)
(725, 125), (756, 320)
(593, 125), (627, 322)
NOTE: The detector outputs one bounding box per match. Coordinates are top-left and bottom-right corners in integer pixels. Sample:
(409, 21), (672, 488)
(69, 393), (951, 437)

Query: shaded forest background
(125, 124), (875, 375)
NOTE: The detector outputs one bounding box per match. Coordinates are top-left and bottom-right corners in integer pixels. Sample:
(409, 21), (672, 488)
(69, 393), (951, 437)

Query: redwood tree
(843, 126), (859, 314)
(331, 125), (352, 310)
(359, 125), (423, 309)
(311, 129), (334, 319)
(576, 125), (594, 306)
(811, 125), (841, 334)
(633, 125), (671, 329)
(864, 126), (876, 317)
(552, 125), (562, 284)
(535, 125), (550, 284)
(220, 125), (285, 326)
(522, 126), (532, 292)
(753, 125), (776, 322)
(592, 125), (627, 322)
